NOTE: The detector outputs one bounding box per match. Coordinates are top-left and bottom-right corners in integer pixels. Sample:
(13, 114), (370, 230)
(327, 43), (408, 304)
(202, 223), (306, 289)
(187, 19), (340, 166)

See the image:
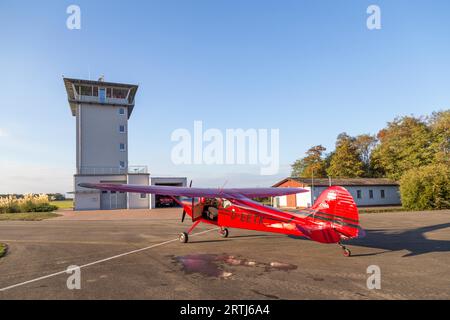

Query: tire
(343, 248), (351, 257)
(219, 228), (229, 238)
(179, 232), (188, 243)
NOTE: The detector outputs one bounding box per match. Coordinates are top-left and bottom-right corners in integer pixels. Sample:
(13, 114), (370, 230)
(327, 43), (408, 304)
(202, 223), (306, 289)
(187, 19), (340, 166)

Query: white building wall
(77, 104), (128, 172)
(127, 174), (150, 209)
(74, 174), (127, 210)
(278, 195), (287, 207)
(295, 187), (312, 207)
(307, 185), (401, 207)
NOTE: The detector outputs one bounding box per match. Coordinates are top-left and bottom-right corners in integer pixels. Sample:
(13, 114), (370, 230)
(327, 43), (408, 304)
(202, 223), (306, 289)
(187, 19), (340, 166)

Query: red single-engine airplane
(79, 182), (364, 257)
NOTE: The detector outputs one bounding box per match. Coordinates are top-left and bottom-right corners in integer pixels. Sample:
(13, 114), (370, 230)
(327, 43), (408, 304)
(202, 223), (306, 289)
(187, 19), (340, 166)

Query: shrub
(0, 194), (57, 214)
(400, 164), (450, 210)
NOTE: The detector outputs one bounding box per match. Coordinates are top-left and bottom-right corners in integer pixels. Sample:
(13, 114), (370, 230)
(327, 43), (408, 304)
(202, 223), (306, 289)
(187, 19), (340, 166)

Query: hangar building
(64, 77), (186, 210)
(272, 177), (401, 208)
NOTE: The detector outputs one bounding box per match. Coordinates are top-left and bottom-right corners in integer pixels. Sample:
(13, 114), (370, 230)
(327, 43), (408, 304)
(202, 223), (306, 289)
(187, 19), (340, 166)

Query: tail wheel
(179, 232), (188, 243)
(219, 228), (229, 238)
(342, 247), (351, 257)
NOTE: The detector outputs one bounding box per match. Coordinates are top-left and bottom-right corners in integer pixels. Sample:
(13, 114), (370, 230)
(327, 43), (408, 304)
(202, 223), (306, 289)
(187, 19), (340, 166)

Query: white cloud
(0, 128), (8, 137)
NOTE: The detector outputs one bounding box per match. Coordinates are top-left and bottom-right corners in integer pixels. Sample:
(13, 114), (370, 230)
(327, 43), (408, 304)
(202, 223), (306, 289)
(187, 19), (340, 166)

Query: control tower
(63, 77), (149, 210)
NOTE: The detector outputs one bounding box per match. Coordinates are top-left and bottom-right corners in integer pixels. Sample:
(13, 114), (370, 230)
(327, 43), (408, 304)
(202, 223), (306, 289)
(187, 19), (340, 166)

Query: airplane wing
(78, 183), (307, 200)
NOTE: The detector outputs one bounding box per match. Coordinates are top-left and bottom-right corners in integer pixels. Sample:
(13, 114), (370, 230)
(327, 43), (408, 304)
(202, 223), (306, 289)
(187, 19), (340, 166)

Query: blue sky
(0, 0), (449, 193)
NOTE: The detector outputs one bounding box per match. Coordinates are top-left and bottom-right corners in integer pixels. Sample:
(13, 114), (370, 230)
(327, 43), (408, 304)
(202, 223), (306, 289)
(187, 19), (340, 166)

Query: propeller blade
(181, 209), (186, 223)
(189, 180), (193, 187)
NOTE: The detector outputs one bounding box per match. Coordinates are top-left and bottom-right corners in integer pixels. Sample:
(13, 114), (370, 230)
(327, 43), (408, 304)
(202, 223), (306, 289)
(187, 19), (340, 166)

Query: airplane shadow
(191, 234), (284, 244)
(191, 223), (450, 257)
(346, 222), (450, 257)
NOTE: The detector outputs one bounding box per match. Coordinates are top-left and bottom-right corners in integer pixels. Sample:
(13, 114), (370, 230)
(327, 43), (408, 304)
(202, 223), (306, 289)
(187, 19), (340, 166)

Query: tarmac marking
(0, 227), (218, 292)
(0, 239), (152, 246)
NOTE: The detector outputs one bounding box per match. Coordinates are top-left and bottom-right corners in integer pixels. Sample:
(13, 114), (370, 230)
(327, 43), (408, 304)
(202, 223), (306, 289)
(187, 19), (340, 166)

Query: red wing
(78, 183), (306, 200)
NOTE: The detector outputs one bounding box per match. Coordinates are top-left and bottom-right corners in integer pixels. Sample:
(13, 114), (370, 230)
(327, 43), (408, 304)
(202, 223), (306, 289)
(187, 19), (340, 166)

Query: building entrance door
(100, 190), (127, 210)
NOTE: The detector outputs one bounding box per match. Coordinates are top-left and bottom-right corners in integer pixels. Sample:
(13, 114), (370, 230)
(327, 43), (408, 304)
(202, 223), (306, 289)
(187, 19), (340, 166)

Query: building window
(140, 193), (147, 199)
(380, 189), (385, 199)
(113, 88), (128, 99)
(119, 143), (126, 151)
(369, 190), (374, 199)
(119, 108), (125, 115)
(106, 87), (112, 98)
(119, 161), (125, 169)
(79, 85), (92, 96)
(119, 125), (125, 133)
(93, 86), (99, 96)
(357, 190), (362, 199)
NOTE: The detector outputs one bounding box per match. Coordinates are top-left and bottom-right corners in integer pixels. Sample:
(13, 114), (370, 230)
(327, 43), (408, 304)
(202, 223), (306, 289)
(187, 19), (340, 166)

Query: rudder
(311, 186), (362, 239)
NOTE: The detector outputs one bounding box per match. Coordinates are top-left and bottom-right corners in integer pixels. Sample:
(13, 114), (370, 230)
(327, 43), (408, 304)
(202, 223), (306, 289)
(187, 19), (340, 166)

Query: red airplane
(79, 183), (364, 257)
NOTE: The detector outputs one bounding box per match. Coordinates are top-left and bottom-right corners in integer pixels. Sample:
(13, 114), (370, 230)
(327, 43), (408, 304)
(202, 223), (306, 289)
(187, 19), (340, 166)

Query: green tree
(370, 116), (434, 180)
(291, 145), (327, 178)
(326, 133), (365, 178)
(354, 134), (377, 177)
(429, 110), (450, 165)
(400, 164), (450, 210)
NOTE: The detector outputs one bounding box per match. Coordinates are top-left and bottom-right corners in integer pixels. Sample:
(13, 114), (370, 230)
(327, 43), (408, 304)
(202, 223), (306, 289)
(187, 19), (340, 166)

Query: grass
(359, 206), (408, 214)
(50, 200), (73, 209)
(0, 212), (61, 221)
(0, 243), (6, 258)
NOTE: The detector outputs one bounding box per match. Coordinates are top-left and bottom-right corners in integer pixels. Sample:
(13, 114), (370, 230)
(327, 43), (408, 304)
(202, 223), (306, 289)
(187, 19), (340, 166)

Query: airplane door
(191, 197), (204, 221)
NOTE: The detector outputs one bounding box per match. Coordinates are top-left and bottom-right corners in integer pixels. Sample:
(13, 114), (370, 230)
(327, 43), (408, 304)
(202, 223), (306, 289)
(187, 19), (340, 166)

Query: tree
(400, 164), (450, 210)
(370, 116), (434, 180)
(326, 133), (365, 178)
(353, 134), (377, 177)
(291, 145), (327, 178)
(429, 110), (450, 165)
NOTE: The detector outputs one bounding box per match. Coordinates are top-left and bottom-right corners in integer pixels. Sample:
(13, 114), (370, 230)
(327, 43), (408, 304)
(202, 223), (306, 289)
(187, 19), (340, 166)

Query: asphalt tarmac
(0, 209), (449, 299)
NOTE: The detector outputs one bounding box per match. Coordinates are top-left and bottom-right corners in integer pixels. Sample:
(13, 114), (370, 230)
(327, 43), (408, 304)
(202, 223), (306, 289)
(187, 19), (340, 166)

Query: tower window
(113, 88), (128, 99)
(119, 108), (125, 115)
(80, 85), (93, 96)
(119, 161), (125, 168)
(119, 125), (125, 133)
(119, 143), (126, 151)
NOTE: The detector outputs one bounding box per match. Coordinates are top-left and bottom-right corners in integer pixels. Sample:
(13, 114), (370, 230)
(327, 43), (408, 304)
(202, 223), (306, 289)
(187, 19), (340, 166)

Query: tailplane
(311, 186), (363, 240)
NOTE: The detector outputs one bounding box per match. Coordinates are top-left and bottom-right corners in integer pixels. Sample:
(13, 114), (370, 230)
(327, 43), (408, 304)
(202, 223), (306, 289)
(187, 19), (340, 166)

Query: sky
(0, 0), (449, 193)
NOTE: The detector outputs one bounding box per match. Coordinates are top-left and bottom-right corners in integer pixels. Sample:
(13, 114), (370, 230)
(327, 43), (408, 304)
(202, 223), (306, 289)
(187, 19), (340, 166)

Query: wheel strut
(338, 242), (351, 257)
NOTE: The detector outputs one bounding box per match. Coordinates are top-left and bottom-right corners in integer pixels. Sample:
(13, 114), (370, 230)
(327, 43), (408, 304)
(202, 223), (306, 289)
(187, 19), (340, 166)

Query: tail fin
(311, 186), (363, 239)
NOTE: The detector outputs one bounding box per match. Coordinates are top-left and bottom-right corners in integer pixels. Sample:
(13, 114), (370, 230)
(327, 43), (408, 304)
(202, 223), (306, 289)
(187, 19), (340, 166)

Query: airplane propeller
(181, 180), (193, 223)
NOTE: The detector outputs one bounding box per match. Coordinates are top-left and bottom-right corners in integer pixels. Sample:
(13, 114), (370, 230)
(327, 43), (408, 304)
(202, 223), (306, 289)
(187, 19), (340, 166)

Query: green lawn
(0, 243), (7, 258)
(50, 200), (74, 209)
(0, 212), (61, 221)
(358, 206), (407, 214)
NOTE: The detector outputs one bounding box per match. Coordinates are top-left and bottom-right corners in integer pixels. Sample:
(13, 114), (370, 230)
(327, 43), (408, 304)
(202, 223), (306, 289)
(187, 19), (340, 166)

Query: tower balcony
(78, 166), (148, 175)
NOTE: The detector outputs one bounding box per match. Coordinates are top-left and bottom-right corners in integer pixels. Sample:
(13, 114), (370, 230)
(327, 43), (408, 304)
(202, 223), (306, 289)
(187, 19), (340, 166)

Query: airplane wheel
(342, 248), (351, 257)
(219, 228), (229, 238)
(179, 232), (188, 243)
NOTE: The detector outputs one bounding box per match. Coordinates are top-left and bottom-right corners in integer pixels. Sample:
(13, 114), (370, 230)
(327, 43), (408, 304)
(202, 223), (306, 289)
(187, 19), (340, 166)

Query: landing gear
(219, 227), (229, 238)
(179, 232), (188, 243)
(179, 220), (201, 244)
(338, 242), (351, 257)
